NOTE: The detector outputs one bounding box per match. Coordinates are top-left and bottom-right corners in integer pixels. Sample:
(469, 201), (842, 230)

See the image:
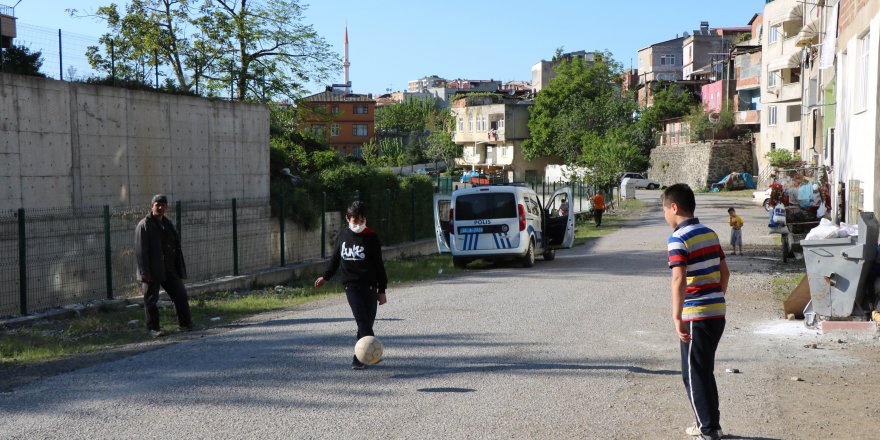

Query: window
(769, 26), (779, 44)
(352, 124), (368, 136)
(768, 71), (778, 88)
(331, 105), (339, 114)
(330, 124), (340, 137)
(468, 115), (473, 132)
(311, 125), (324, 136)
(794, 136), (801, 152)
(455, 193), (516, 220)
(354, 105), (369, 114)
(660, 54), (676, 66)
(857, 32), (870, 112)
(787, 104), (801, 122)
(768, 106), (777, 126)
(457, 117), (464, 132)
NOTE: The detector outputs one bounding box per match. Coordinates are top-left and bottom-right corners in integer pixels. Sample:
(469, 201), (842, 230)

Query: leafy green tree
(0, 45), (47, 77)
(76, 0), (336, 101)
(579, 128), (647, 189)
(630, 85), (695, 154)
(195, 0), (336, 101)
(375, 97), (435, 133)
(524, 51), (633, 163)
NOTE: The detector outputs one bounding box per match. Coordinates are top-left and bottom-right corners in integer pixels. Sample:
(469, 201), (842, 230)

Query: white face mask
(349, 222), (366, 233)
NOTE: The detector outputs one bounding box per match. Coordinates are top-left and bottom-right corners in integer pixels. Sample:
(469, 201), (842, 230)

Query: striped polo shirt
(667, 217), (726, 322)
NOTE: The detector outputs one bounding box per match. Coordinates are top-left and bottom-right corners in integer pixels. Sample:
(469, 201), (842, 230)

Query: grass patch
(695, 189), (755, 199)
(1, 254), (463, 367)
(575, 199), (646, 244)
(770, 272), (804, 302)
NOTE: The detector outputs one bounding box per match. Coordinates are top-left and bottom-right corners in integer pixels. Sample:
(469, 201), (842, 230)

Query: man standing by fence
(135, 194), (193, 337)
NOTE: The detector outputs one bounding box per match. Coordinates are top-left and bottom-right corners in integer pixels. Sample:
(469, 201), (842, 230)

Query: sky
(7, 0), (766, 96)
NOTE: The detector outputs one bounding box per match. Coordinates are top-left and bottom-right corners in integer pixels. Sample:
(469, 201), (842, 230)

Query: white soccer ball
(354, 336), (384, 365)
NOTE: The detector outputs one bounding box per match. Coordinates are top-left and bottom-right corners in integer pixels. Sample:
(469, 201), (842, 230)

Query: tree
(196, 0), (337, 101)
(630, 85), (695, 154)
(75, 1), (200, 89)
(523, 51), (634, 164)
(579, 128), (647, 189)
(76, 0), (336, 101)
(0, 45), (47, 77)
(375, 98), (435, 133)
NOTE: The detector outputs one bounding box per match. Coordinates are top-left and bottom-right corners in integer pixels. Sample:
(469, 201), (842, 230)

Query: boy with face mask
(314, 201), (389, 369)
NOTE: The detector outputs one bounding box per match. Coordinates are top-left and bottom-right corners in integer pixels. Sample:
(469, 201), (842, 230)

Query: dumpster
(801, 212), (879, 324)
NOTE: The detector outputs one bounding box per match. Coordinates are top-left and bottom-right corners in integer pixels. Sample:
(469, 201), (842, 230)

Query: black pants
(594, 209), (604, 226)
(680, 318), (726, 436)
(345, 285), (378, 341)
(142, 272), (192, 331)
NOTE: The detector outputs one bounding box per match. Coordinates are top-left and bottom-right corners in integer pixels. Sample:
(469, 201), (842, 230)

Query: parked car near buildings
(619, 172), (661, 189)
(753, 188), (771, 211)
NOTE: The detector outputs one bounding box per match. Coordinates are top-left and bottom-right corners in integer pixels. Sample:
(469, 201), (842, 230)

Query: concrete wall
(0, 73), (269, 210)
(648, 140), (755, 190)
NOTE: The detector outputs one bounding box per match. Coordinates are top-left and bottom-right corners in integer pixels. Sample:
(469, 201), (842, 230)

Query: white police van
(432, 184), (575, 268)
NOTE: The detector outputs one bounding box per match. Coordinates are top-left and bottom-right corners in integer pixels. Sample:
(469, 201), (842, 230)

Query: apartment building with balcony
(759, 0), (805, 177)
(297, 87), (376, 157)
(731, 14), (763, 133)
(1, 4), (15, 50)
(450, 94), (560, 182)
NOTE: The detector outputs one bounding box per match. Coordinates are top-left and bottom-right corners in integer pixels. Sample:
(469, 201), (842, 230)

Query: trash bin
(620, 178), (636, 199)
(801, 212), (879, 320)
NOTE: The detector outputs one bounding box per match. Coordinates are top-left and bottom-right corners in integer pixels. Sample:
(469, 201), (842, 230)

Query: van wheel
(522, 241), (535, 268)
(453, 257), (468, 269)
(543, 248), (556, 261)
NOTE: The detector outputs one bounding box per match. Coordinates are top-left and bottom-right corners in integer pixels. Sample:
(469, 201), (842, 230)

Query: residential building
(637, 36), (685, 106)
(831, 0), (880, 220)
(450, 94), (560, 182)
(731, 14), (763, 133)
(531, 50), (601, 92)
(408, 75), (447, 93)
(759, 0), (805, 179)
(297, 87), (376, 157)
(0, 4), (15, 50)
(683, 22), (750, 81)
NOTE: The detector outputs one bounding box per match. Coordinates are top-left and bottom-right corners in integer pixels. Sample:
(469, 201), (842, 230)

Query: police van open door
(543, 187), (575, 252)
(432, 194), (452, 253)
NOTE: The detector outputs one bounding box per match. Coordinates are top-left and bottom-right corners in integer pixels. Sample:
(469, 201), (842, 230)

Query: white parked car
(620, 172), (661, 189)
(753, 188), (772, 211)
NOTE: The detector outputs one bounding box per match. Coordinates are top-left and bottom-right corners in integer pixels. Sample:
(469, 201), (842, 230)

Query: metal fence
(3, 21), (229, 97)
(0, 188), (438, 318)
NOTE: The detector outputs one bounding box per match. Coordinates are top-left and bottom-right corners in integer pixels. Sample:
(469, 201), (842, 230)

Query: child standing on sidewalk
(662, 184), (730, 440)
(727, 207), (744, 255)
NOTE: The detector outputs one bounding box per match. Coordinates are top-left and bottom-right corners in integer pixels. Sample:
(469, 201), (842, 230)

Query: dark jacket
(322, 226), (388, 292)
(135, 213), (187, 282)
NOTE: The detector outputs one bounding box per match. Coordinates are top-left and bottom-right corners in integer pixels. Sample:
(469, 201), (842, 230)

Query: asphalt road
(1, 191), (877, 439)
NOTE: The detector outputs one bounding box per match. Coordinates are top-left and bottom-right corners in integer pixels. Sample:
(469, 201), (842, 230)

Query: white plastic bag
(838, 222), (859, 237)
(805, 218), (840, 240)
(816, 203), (827, 218)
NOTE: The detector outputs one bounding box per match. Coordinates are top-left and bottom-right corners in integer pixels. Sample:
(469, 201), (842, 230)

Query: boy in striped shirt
(662, 184), (730, 440)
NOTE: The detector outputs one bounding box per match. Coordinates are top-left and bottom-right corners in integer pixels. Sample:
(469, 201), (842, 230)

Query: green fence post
(232, 198), (239, 276)
(175, 200), (182, 242)
(411, 187), (416, 241)
(17, 208), (27, 315)
(279, 194), (285, 267)
(103, 205), (113, 299)
(321, 192), (327, 259)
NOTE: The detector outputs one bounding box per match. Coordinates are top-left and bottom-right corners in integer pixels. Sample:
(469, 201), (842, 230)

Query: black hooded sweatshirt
(322, 226), (388, 292)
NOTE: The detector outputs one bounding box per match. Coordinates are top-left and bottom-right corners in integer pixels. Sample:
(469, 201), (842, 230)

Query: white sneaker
(685, 423), (723, 438)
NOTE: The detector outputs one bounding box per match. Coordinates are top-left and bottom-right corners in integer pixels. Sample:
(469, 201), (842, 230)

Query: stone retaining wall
(648, 140), (756, 190)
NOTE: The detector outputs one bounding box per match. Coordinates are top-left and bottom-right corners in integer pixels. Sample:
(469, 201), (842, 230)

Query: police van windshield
(455, 193), (517, 220)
